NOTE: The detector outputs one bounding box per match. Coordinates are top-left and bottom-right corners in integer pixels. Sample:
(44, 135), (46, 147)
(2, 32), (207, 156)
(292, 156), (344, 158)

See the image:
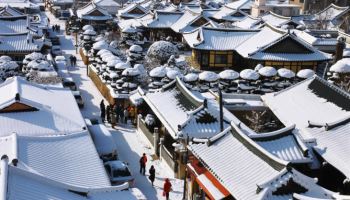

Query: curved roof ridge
(231, 122), (289, 171)
(308, 114), (350, 130)
(248, 124), (295, 139)
(268, 11), (291, 20)
(175, 76), (204, 105)
(8, 165), (129, 193)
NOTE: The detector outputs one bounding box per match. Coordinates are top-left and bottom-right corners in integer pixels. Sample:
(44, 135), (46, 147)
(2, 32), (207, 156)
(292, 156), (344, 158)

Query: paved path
(45, 11), (183, 200)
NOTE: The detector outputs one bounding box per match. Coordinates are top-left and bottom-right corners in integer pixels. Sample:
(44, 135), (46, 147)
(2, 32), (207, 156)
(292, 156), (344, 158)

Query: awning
(129, 90), (143, 106)
(196, 173), (227, 200)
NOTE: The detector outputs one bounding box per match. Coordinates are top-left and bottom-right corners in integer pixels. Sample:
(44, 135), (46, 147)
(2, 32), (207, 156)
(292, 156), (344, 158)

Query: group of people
(140, 153), (173, 200)
(100, 100), (172, 199)
(100, 100), (136, 128)
(52, 24), (60, 32)
(69, 55), (77, 67)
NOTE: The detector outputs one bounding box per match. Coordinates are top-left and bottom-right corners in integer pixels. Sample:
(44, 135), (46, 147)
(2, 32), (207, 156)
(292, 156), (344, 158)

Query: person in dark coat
(106, 104), (111, 123)
(163, 178), (172, 200)
(69, 55), (74, 67)
(139, 153), (147, 175)
(119, 106), (124, 123)
(100, 100), (106, 122)
(72, 55), (77, 66)
(148, 165), (155, 186)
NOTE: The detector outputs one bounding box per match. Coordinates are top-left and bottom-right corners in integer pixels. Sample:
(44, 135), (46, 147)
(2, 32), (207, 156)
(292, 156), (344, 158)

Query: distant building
(251, 0), (301, 17)
(290, 0), (350, 14)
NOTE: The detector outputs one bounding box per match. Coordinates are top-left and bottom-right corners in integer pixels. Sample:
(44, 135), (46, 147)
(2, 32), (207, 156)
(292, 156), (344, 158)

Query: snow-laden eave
(8, 165), (129, 194)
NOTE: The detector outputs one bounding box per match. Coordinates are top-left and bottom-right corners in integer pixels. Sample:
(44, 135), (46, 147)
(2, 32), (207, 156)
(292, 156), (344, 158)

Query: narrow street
(46, 11), (183, 200)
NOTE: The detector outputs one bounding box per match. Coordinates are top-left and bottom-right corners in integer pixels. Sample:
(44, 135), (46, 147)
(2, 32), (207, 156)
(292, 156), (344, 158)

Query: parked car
(72, 90), (84, 108)
(62, 77), (77, 90)
(87, 123), (118, 161)
(104, 160), (134, 186)
(51, 45), (62, 57)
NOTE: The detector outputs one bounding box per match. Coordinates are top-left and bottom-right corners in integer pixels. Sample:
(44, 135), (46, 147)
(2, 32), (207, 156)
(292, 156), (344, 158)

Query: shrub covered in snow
(146, 41), (178, 65)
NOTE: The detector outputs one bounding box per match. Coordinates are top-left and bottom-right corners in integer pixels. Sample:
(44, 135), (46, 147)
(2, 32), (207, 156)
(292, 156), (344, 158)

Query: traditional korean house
(117, 2), (149, 20)
(262, 76), (350, 193)
(0, 0), (40, 14)
(187, 123), (336, 200)
(143, 11), (183, 41)
(170, 8), (218, 40)
(261, 11), (301, 28)
(76, 2), (113, 31)
(133, 77), (231, 178)
(93, 0), (121, 15)
(235, 25), (332, 71)
(0, 15), (45, 37)
(46, 0), (74, 10)
(232, 15), (264, 29)
(311, 4), (350, 30)
(183, 27), (258, 70)
(0, 5), (23, 16)
(0, 33), (44, 61)
(211, 0), (251, 23)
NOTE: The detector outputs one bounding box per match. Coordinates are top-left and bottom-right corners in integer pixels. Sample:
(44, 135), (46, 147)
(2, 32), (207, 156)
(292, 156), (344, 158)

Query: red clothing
(141, 155), (147, 164)
(163, 180), (172, 193)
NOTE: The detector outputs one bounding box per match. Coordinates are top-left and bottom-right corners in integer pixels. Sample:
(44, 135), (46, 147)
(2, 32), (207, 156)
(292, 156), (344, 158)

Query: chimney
(335, 36), (346, 62)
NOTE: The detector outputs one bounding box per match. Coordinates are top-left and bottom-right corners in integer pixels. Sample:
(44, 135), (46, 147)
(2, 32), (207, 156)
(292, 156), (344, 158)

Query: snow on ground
(45, 11), (184, 200)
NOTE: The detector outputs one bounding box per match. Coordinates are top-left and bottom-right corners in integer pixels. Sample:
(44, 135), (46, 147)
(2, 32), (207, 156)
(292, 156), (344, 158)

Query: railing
(137, 117), (154, 147)
(161, 145), (176, 172)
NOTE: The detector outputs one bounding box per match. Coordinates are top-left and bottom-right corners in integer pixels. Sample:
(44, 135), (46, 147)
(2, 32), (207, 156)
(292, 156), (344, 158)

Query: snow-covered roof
(118, 2), (149, 19)
(94, 0), (120, 8)
(170, 9), (217, 33)
(261, 12), (294, 28)
(330, 58), (350, 73)
(183, 27), (258, 50)
(212, 0), (251, 21)
(76, 2), (112, 21)
(0, 33), (43, 53)
(0, 0), (39, 9)
(314, 3), (349, 21)
(233, 15), (263, 29)
(15, 132), (111, 187)
(0, 77), (85, 137)
(235, 26), (331, 62)
(139, 78), (232, 139)
(262, 76), (350, 178)
(0, 15), (28, 34)
(145, 11), (183, 28)
(0, 5), (23, 17)
(189, 123), (333, 200)
(4, 164), (138, 200)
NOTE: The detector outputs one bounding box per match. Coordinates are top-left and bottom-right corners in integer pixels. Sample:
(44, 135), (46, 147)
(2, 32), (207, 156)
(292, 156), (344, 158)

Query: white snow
(254, 63), (264, 71)
(297, 69), (315, 79)
(330, 58), (350, 73)
(122, 68), (141, 76)
(83, 29), (97, 36)
(219, 69), (239, 80)
(277, 68), (295, 79)
(199, 71), (219, 82)
(258, 66), (277, 77)
(93, 40), (109, 50)
(129, 45), (143, 53)
(166, 69), (182, 80)
(184, 73), (198, 82)
(240, 69), (260, 80)
(122, 26), (137, 33)
(82, 25), (94, 31)
(97, 49), (111, 56)
(0, 55), (12, 62)
(147, 41), (179, 63)
(115, 62), (131, 70)
(149, 66), (166, 78)
(106, 59), (121, 67)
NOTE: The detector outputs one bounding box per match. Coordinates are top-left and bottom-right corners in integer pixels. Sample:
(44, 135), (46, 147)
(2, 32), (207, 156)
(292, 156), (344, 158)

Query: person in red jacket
(163, 178), (172, 200)
(139, 153), (147, 175)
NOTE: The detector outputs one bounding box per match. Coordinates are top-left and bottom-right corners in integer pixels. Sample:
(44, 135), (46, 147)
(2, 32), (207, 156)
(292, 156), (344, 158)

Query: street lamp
(68, 19), (80, 54)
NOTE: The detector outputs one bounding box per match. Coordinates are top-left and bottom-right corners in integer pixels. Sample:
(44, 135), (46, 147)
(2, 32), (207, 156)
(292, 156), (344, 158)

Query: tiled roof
(17, 131), (111, 187)
(0, 15), (28, 34)
(0, 5), (23, 16)
(233, 15), (263, 29)
(6, 164), (138, 200)
(261, 12), (292, 27)
(183, 27), (258, 50)
(236, 26), (331, 61)
(189, 124), (334, 200)
(0, 77), (85, 137)
(76, 2), (112, 20)
(315, 3), (349, 21)
(262, 76), (350, 178)
(0, 33), (43, 53)
(145, 11), (183, 28)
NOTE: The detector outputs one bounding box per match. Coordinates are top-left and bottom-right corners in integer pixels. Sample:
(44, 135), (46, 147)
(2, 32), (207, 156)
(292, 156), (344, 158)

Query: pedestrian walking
(100, 100), (105, 122)
(106, 104), (111, 123)
(163, 178), (172, 200)
(139, 153), (147, 175)
(111, 104), (117, 128)
(52, 25), (55, 32)
(69, 55), (74, 67)
(119, 106), (124, 123)
(123, 108), (129, 124)
(72, 56), (77, 66)
(148, 165), (155, 186)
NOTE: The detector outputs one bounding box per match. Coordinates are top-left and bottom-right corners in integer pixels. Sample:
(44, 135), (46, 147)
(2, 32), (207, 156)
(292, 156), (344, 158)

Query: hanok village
(0, 0), (349, 200)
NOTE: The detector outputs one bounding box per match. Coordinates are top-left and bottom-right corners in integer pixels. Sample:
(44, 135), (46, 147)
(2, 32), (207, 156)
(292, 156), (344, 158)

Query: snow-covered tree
(146, 41), (178, 65)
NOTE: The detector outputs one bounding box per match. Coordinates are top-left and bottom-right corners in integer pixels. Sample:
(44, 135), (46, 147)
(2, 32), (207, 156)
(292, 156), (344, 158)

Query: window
(201, 53), (209, 65)
(215, 54), (227, 64)
(113, 168), (131, 177)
